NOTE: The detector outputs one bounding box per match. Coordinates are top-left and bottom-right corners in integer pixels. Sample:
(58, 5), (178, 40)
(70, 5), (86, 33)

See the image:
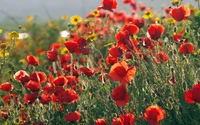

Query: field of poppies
(0, 0), (200, 124)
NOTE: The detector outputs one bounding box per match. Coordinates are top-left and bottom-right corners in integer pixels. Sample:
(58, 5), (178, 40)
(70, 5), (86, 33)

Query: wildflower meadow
(0, 0), (200, 124)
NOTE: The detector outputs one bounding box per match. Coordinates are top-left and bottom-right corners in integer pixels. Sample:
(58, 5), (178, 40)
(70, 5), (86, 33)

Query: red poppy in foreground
(27, 55), (40, 66)
(141, 105), (166, 125)
(13, 70), (29, 85)
(47, 47), (58, 62)
(147, 24), (165, 40)
(112, 118), (123, 125)
(108, 46), (123, 58)
(179, 42), (194, 54)
(53, 76), (68, 86)
(24, 92), (38, 104)
(111, 84), (130, 107)
(95, 118), (106, 125)
(121, 24), (139, 35)
(109, 61), (136, 84)
(57, 89), (79, 104)
(64, 111), (81, 123)
(120, 113), (136, 125)
(0, 82), (14, 92)
(154, 51), (168, 64)
(98, 0), (118, 12)
(185, 84), (200, 104)
(170, 5), (190, 22)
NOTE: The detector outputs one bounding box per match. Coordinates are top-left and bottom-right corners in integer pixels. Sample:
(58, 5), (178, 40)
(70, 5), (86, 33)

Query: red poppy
(79, 67), (98, 77)
(112, 118), (123, 125)
(95, 118), (107, 125)
(108, 46), (123, 58)
(27, 55), (40, 66)
(66, 76), (79, 87)
(120, 113), (136, 125)
(179, 42), (194, 54)
(47, 47), (58, 62)
(13, 70), (29, 85)
(154, 51), (168, 64)
(123, 0), (132, 4)
(24, 92), (38, 104)
(2, 94), (17, 105)
(1, 111), (8, 119)
(170, 5), (190, 22)
(185, 84), (200, 104)
(53, 76), (68, 86)
(25, 80), (39, 92)
(147, 24), (165, 40)
(109, 61), (136, 84)
(173, 29), (185, 44)
(106, 54), (118, 65)
(98, 0), (118, 12)
(141, 37), (155, 50)
(64, 111), (81, 123)
(57, 89), (79, 104)
(141, 105), (166, 125)
(121, 24), (139, 35)
(50, 43), (62, 50)
(42, 82), (54, 94)
(111, 84), (130, 106)
(0, 82), (14, 92)
(133, 18), (145, 29)
(29, 72), (47, 86)
(39, 93), (51, 104)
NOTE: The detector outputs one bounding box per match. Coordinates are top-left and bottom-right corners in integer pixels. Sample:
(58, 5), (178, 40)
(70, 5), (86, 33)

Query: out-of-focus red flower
(1, 111), (8, 119)
(24, 92), (38, 104)
(114, 11), (126, 23)
(57, 89), (79, 104)
(173, 29), (184, 44)
(120, 113), (136, 125)
(141, 105), (166, 125)
(53, 76), (68, 86)
(170, 5), (190, 22)
(60, 55), (71, 66)
(112, 118), (123, 125)
(111, 84), (130, 106)
(147, 24), (165, 40)
(121, 24), (139, 35)
(123, 0), (133, 4)
(95, 118), (107, 125)
(0, 82), (14, 92)
(109, 46), (123, 58)
(14, 70), (29, 85)
(47, 47), (58, 62)
(64, 37), (90, 55)
(133, 18), (145, 29)
(79, 67), (98, 77)
(141, 37), (155, 50)
(2, 94), (17, 105)
(164, 7), (172, 14)
(50, 43), (62, 50)
(139, 5), (146, 11)
(179, 42), (194, 54)
(27, 55), (40, 66)
(98, 0), (118, 12)
(25, 80), (39, 92)
(185, 84), (200, 104)
(109, 61), (136, 84)
(154, 51), (168, 64)
(64, 111), (81, 123)
(39, 93), (51, 104)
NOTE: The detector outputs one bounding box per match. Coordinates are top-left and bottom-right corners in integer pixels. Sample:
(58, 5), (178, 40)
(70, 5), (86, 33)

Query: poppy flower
(42, 82), (54, 94)
(98, 0), (118, 12)
(185, 84), (200, 103)
(106, 54), (118, 65)
(120, 113), (136, 125)
(57, 89), (79, 104)
(13, 70), (29, 85)
(1, 111), (8, 119)
(24, 92), (38, 104)
(154, 51), (169, 64)
(108, 46), (123, 58)
(47, 47), (58, 62)
(109, 61), (136, 84)
(2, 94), (17, 105)
(39, 93), (51, 104)
(141, 37), (155, 50)
(64, 111), (81, 123)
(0, 82), (14, 92)
(121, 24), (139, 35)
(53, 76), (68, 86)
(147, 24), (165, 40)
(170, 5), (190, 22)
(79, 67), (98, 77)
(133, 18), (145, 29)
(141, 105), (166, 125)
(179, 42), (194, 54)
(111, 84), (130, 107)
(66, 76), (79, 87)
(27, 55), (39, 66)
(173, 29), (185, 44)
(25, 80), (39, 92)
(29, 72), (47, 86)
(112, 118), (123, 125)
(95, 118), (106, 125)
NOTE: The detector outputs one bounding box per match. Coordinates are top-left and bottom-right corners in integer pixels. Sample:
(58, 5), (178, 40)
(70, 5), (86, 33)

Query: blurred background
(0, 0), (197, 23)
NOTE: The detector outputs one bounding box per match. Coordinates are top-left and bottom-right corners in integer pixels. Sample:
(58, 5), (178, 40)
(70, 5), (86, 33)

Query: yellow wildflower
(26, 15), (33, 22)
(61, 48), (69, 55)
(142, 9), (154, 19)
(86, 33), (97, 42)
(61, 15), (68, 20)
(91, 9), (100, 17)
(0, 29), (2, 33)
(171, 0), (181, 6)
(70, 15), (82, 25)
(166, 18), (176, 24)
(8, 31), (19, 40)
(0, 51), (9, 58)
(48, 20), (56, 27)
(19, 59), (26, 63)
